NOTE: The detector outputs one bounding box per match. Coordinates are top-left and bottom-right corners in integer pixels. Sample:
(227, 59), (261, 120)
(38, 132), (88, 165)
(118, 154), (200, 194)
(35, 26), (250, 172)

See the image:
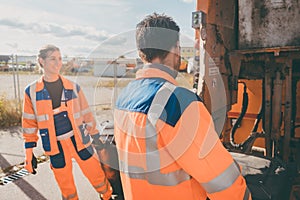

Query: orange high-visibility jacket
(114, 64), (251, 200)
(22, 75), (99, 155)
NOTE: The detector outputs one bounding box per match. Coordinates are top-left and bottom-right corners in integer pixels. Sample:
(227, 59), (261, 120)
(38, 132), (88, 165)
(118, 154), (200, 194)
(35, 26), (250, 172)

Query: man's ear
(171, 41), (180, 56)
(138, 51), (147, 63)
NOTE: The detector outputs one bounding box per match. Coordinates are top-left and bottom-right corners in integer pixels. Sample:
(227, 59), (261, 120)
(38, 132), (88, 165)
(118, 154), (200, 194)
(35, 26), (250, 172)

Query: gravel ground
(0, 73), (131, 106)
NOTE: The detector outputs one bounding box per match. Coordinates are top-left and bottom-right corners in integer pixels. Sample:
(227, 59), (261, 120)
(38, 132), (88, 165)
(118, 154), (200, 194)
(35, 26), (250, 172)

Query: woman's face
(40, 50), (62, 76)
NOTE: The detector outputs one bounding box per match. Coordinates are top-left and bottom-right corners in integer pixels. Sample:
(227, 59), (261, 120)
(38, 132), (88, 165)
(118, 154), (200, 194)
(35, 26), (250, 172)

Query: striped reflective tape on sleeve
(119, 160), (191, 186)
(201, 161), (241, 194)
(73, 112), (81, 119)
(81, 108), (91, 116)
(23, 127), (37, 134)
(22, 112), (36, 120)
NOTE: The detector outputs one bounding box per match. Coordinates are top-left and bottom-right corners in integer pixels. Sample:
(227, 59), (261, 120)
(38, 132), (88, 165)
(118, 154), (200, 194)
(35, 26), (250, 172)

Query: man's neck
(150, 58), (175, 71)
(143, 63), (178, 79)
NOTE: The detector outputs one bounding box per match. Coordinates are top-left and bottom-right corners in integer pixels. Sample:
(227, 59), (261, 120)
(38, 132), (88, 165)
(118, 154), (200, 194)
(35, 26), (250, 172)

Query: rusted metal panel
(207, 0), (236, 29)
(239, 0), (300, 49)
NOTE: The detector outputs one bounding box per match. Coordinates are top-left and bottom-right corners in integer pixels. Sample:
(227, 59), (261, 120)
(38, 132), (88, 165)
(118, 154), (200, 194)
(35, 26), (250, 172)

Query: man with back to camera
(114, 13), (251, 199)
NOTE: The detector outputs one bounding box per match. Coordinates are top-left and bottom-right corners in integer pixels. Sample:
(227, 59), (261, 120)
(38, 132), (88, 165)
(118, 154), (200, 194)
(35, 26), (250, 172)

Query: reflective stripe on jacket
(22, 75), (99, 155)
(114, 64), (251, 200)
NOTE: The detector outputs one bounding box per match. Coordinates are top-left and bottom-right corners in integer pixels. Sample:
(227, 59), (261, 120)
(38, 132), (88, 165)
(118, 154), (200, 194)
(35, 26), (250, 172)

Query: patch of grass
(0, 94), (22, 128)
(176, 72), (194, 89)
(93, 104), (112, 112)
(96, 79), (132, 88)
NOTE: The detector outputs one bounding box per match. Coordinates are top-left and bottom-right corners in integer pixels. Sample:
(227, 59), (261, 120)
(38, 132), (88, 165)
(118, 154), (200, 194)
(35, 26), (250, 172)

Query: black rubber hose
(251, 101), (264, 133)
(230, 82), (248, 148)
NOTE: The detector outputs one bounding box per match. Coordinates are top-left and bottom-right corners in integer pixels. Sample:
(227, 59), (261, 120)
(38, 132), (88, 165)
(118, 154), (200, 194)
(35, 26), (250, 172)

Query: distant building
(93, 59), (126, 77)
(0, 55), (11, 63)
(181, 47), (194, 62)
(93, 58), (139, 77)
(15, 55), (36, 64)
(8, 55), (37, 71)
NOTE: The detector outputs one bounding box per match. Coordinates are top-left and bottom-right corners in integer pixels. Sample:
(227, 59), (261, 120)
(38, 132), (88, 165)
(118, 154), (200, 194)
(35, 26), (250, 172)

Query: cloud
(6, 42), (18, 49)
(180, 0), (195, 3)
(0, 0), (195, 57)
(87, 30), (137, 58)
(0, 18), (110, 42)
(69, 0), (129, 6)
(64, 45), (101, 56)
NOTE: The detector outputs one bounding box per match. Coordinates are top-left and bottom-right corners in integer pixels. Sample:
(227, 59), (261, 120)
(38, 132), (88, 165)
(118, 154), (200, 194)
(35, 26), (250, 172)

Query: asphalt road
(0, 125), (116, 200)
(0, 160), (103, 200)
(0, 73), (123, 199)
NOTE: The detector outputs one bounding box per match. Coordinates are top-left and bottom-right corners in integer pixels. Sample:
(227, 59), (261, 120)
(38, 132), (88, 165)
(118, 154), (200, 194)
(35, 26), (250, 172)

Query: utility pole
(16, 55), (21, 108)
(11, 54), (17, 100)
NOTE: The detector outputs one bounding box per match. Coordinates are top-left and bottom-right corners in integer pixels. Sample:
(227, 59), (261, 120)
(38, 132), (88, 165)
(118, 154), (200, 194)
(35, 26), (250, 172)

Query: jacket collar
(35, 75), (74, 91)
(136, 63), (178, 86)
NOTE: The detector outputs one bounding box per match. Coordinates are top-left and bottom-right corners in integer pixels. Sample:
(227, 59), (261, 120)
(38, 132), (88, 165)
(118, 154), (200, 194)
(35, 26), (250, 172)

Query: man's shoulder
(160, 86), (202, 127)
(172, 86), (202, 103)
(116, 78), (165, 112)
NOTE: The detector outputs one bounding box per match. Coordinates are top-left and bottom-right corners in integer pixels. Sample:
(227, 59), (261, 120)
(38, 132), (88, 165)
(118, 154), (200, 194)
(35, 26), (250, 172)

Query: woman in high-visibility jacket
(22, 44), (112, 200)
(114, 13), (251, 200)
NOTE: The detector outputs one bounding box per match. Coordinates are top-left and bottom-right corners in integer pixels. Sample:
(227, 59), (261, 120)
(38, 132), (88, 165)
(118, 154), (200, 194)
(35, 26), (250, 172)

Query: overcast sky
(0, 0), (196, 58)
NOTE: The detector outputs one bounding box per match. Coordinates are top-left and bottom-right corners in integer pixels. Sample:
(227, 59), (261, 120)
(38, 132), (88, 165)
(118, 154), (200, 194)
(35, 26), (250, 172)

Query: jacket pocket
(77, 145), (94, 160)
(39, 128), (51, 152)
(50, 141), (65, 168)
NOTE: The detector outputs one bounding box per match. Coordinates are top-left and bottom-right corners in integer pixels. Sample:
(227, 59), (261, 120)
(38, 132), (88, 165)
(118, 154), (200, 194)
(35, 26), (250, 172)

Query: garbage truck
(192, 0), (300, 199)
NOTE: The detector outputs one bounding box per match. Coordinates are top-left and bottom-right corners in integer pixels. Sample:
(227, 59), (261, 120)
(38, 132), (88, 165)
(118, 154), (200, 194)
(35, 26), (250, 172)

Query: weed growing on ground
(0, 94), (22, 128)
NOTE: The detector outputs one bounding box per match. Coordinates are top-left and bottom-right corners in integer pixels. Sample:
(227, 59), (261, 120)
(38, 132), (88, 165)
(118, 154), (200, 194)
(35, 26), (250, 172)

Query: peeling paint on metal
(239, 0), (300, 49)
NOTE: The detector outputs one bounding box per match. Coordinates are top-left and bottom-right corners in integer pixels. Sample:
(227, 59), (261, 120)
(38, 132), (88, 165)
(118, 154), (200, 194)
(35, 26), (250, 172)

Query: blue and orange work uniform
(22, 75), (112, 200)
(114, 63), (251, 200)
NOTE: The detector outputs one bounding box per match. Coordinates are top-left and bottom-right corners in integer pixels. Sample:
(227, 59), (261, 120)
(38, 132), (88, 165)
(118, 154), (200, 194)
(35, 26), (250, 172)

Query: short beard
(174, 55), (181, 71)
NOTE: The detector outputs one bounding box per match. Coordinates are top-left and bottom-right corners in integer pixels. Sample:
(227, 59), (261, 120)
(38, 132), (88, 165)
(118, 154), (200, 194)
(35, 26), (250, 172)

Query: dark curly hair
(136, 13), (180, 62)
